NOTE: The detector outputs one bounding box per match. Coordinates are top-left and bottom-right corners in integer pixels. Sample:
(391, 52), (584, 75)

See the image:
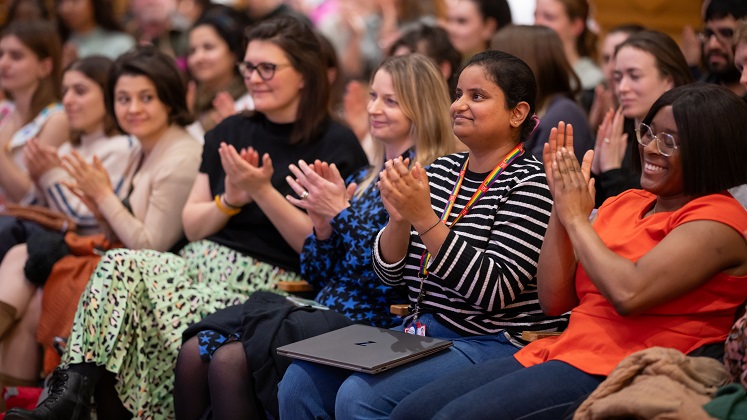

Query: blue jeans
(277, 314), (522, 420)
(391, 358), (604, 420)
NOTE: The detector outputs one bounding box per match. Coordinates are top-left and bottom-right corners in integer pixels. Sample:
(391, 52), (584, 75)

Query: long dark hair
(56, 0), (124, 42)
(245, 16), (329, 144)
(1, 20), (62, 125)
(491, 25), (579, 112)
(64, 56), (119, 144)
(615, 30), (694, 90)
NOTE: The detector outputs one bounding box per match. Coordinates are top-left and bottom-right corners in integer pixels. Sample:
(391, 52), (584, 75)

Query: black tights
(174, 337), (264, 420)
(67, 363), (132, 420)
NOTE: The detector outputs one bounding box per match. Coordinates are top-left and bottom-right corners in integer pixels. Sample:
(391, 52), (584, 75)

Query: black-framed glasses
(697, 27), (735, 45)
(635, 122), (679, 156)
(237, 61), (291, 81)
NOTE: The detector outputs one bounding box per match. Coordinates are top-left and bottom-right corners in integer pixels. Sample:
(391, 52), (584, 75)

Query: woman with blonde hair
(173, 52), (457, 420)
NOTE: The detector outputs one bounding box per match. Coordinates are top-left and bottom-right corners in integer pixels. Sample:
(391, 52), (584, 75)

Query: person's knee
(335, 374), (396, 419)
(278, 362), (310, 402)
(176, 337), (201, 370)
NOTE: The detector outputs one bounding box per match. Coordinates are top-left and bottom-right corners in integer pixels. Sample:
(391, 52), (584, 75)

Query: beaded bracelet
(214, 194), (241, 216)
(419, 220), (441, 237)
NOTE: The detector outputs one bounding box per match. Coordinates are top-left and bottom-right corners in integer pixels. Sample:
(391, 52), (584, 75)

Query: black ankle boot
(5, 369), (94, 420)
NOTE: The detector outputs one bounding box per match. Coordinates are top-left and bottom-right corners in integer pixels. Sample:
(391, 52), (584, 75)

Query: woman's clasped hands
(24, 138), (61, 182)
(218, 142), (273, 208)
(378, 157), (431, 226)
(61, 150), (113, 217)
(543, 122), (596, 229)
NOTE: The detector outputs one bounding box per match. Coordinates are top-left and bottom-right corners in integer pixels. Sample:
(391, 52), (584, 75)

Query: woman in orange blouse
(391, 83), (747, 420)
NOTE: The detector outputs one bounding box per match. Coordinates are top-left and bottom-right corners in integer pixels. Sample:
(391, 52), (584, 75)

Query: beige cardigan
(97, 125), (201, 251)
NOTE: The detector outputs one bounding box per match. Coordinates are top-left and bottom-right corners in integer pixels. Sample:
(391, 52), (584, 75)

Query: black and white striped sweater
(373, 151), (568, 338)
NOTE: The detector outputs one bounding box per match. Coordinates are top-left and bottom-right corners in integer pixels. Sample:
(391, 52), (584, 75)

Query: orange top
(515, 190), (747, 376)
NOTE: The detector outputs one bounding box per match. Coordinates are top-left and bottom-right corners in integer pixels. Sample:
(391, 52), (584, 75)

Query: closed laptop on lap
(276, 324), (453, 374)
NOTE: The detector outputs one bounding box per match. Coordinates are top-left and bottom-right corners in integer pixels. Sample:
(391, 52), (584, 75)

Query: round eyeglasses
(635, 122), (679, 156)
(237, 62), (292, 81)
(697, 27), (734, 45)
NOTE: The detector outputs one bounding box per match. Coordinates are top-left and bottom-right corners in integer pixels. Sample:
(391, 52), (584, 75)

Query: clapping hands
(61, 150), (113, 218)
(378, 157), (430, 224)
(543, 122), (596, 228)
(286, 159), (356, 239)
(24, 138), (61, 182)
(218, 143), (273, 208)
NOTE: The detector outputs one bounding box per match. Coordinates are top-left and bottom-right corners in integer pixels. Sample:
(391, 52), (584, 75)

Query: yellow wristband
(214, 195), (241, 216)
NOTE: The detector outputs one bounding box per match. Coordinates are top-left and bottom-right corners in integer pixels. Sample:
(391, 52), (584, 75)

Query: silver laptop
(276, 324), (453, 374)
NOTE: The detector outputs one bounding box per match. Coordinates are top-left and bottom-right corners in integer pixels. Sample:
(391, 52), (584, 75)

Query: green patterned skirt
(60, 240), (302, 418)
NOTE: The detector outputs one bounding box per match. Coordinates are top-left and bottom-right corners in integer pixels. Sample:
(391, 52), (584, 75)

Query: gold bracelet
(214, 194), (240, 216)
(419, 220), (441, 237)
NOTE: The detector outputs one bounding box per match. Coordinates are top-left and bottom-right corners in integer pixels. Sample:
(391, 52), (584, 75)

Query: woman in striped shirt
(279, 50), (567, 419)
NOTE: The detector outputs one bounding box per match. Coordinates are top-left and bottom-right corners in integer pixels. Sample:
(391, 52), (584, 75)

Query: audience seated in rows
(6, 16), (368, 419)
(279, 50), (569, 419)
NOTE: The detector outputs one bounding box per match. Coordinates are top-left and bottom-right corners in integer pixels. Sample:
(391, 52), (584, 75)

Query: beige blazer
(97, 125), (202, 251)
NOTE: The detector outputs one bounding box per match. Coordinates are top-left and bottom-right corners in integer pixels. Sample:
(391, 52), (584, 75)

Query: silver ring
(603, 137), (611, 144)
(300, 191), (309, 200)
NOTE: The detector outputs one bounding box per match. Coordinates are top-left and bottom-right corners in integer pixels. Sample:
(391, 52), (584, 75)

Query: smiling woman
(279, 49), (568, 420)
(5, 46), (203, 420)
(390, 82), (747, 420)
(446, 0), (512, 61)
(7, 16), (368, 420)
(591, 30), (694, 206)
(0, 21), (67, 204)
(0, 57), (141, 403)
(185, 6), (251, 142)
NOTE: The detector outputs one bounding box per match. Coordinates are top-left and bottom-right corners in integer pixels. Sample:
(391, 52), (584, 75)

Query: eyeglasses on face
(635, 122), (679, 156)
(236, 61), (292, 81)
(697, 27), (735, 44)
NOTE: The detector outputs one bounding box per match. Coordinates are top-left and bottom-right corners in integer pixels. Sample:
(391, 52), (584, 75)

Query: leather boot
(4, 369), (94, 420)
(0, 300), (17, 342)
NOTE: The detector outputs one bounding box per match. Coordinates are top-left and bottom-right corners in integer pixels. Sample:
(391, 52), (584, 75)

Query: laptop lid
(276, 324), (453, 374)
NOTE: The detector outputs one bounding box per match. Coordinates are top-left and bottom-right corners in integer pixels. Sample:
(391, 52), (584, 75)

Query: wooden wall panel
(592, 0), (702, 43)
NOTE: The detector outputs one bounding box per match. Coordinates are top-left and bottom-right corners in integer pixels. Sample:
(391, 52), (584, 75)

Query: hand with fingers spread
(378, 157), (431, 225)
(24, 138), (61, 182)
(551, 147), (595, 228)
(592, 106), (628, 175)
(61, 150), (114, 206)
(286, 159), (356, 240)
(218, 142), (273, 207)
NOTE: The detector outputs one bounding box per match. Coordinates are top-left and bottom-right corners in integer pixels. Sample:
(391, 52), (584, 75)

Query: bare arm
(219, 143), (311, 254)
(537, 123), (585, 315)
(554, 147), (747, 315)
(181, 174), (234, 241)
(378, 158), (446, 263)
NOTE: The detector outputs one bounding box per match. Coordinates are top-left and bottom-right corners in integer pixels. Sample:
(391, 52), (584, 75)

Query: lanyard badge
(406, 144), (524, 336)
